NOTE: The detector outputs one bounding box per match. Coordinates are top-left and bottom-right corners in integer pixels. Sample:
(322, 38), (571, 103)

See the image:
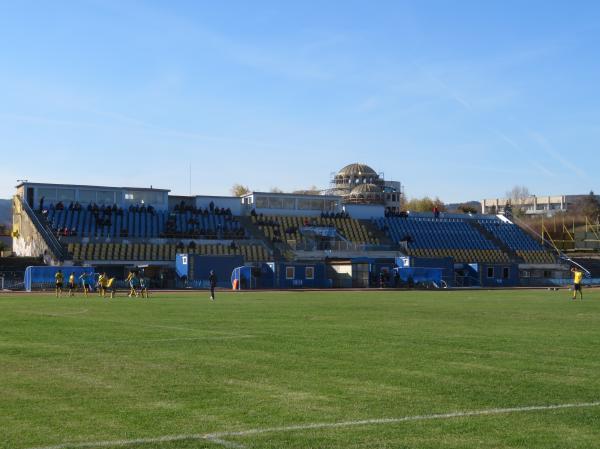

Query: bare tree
(505, 185), (531, 217)
(292, 185), (321, 195)
(230, 184), (251, 197)
(269, 187), (284, 193)
(505, 185), (531, 204)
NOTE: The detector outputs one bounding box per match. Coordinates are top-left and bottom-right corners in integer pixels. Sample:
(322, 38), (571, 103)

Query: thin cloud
(529, 131), (587, 178)
(530, 161), (556, 177)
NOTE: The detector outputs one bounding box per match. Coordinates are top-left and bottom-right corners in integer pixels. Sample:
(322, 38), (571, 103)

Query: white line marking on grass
(24, 309), (90, 317)
(27, 433), (208, 449)
(105, 335), (255, 344)
(26, 401), (600, 449)
(205, 436), (247, 448)
(210, 400), (600, 439)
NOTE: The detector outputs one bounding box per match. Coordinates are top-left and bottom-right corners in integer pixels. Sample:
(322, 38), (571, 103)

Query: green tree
(573, 191), (600, 220)
(404, 196), (446, 213)
(458, 203), (478, 214)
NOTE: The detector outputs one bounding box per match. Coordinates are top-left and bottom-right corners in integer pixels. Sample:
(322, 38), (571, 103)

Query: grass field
(1, 289), (600, 449)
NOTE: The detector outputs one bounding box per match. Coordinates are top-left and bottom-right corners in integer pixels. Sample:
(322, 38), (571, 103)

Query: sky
(0, 0), (599, 202)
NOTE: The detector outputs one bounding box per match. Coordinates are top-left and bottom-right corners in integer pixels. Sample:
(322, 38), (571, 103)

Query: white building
(16, 182), (170, 211)
(481, 194), (598, 216)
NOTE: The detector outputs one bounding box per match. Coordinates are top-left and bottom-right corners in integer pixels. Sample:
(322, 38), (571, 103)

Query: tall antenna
(189, 162), (192, 196)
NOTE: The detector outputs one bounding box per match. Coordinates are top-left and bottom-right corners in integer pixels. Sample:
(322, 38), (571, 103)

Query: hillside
(0, 199), (11, 227)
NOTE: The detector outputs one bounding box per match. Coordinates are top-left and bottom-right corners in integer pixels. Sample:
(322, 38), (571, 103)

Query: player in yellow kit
(55, 270), (64, 298)
(571, 267), (584, 300)
(106, 276), (117, 298)
(67, 272), (76, 297)
(97, 273), (108, 298)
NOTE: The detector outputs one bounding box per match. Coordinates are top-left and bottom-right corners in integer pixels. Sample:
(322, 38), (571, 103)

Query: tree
(505, 185), (531, 217)
(505, 185), (531, 205)
(458, 203), (478, 214)
(573, 191), (600, 220)
(269, 187), (284, 193)
(230, 184), (251, 197)
(404, 196), (446, 213)
(292, 185), (321, 195)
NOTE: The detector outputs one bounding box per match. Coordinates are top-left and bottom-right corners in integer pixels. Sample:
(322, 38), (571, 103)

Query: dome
(336, 163), (377, 178)
(350, 183), (382, 195)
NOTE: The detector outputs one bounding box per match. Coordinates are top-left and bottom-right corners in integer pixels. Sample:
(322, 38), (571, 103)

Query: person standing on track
(209, 270), (217, 301)
(571, 267), (584, 300)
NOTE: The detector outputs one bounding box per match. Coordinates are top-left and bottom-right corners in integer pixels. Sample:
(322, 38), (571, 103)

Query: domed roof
(350, 183), (383, 195)
(337, 163), (377, 178)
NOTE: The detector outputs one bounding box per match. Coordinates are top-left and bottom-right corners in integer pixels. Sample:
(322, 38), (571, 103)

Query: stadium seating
(252, 215), (379, 245)
(375, 216), (556, 264)
(44, 207), (247, 240)
(68, 242), (271, 262)
(478, 219), (556, 264)
(375, 216), (505, 263)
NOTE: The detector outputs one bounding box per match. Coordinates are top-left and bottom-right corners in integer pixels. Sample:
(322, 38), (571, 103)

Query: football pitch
(1, 289), (600, 449)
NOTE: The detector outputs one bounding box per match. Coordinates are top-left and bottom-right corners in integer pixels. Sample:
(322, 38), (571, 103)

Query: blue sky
(0, 0), (598, 202)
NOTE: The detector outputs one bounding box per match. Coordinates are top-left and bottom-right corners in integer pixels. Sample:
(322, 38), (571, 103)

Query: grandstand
(9, 172), (570, 289)
(43, 205), (246, 240)
(251, 214), (379, 246)
(375, 214), (557, 266)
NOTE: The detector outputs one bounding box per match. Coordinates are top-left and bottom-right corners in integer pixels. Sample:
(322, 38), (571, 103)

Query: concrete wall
(344, 204), (385, 219)
(11, 197), (55, 263)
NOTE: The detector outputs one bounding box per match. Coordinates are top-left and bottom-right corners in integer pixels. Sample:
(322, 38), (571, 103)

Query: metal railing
(0, 271), (25, 290)
(288, 239), (403, 252)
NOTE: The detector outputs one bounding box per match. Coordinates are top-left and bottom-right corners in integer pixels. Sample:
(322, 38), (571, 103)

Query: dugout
(25, 265), (94, 291)
(231, 263), (275, 289)
(393, 266), (443, 287)
(277, 262), (329, 288)
(176, 254), (244, 288)
(396, 256), (454, 287)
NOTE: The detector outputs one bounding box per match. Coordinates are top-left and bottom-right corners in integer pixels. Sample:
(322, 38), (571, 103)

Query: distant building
(481, 194), (599, 216)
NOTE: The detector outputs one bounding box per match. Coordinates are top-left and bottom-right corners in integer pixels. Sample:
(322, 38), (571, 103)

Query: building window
(57, 189), (76, 202)
(97, 191), (115, 204)
(79, 190), (96, 203)
(38, 188), (58, 201)
(283, 198), (295, 209)
(286, 266), (295, 279)
(487, 267), (494, 278)
(269, 197), (283, 209)
(305, 266), (314, 280)
(255, 197), (268, 208)
(503, 267), (510, 279)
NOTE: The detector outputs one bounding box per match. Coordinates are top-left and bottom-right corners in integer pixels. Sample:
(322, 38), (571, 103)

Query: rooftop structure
(327, 163), (403, 212)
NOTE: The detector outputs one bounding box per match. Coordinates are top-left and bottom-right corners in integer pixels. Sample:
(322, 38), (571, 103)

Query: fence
(0, 271), (25, 290)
